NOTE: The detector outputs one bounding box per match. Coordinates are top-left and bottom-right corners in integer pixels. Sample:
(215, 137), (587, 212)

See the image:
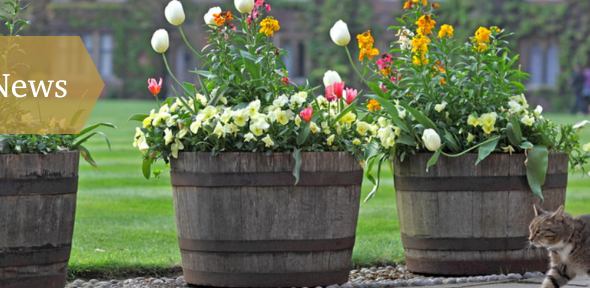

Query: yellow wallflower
(490, 26), (501, 33)
(413, 55), (429, 66)
(415, 14), (436, 35)
(403, 1), (411, 9)
(475, 27), (491, 43)
(411, 34), (431, 54)
(367, 99), (381, 111)
(260, 17), (280, 36)
(476, 44), (488, 52)
(438, 24), (454, 38)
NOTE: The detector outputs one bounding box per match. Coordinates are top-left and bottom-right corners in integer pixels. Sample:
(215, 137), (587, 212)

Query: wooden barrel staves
(0, 152), (79, 288)
(394, 153), (568, 276)
(170, 152), (363, 287)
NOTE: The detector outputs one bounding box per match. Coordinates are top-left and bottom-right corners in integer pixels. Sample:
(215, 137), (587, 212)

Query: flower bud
(234, 0), (255, 14)
(204, 7), (222, 26)
(422, 128), (441, 151)
(323, 70), (342, 87)
(165, 0), (185, 26)
(330, 20), (351, 46)
(151, 29), (169, 53)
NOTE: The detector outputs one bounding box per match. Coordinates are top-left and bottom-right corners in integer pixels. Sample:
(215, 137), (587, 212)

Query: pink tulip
(344, 88), (358, 104)
(333, 82), (345, 99)
(325, 85), (337, 101)
(300, 107), (313, 122)
(148, 78), (162, 95)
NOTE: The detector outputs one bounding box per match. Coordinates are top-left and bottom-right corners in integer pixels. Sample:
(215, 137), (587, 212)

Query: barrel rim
(0, 150), (80, 158)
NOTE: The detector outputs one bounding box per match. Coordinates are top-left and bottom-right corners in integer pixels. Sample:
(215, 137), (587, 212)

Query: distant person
(571, 64), (587, 115)
(584, 66), (590, 113)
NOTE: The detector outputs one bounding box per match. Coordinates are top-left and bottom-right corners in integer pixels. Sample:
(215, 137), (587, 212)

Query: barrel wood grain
(171, 152), (362, 287)
(0, 152), (79, 288)
(394, 153), (567, 276)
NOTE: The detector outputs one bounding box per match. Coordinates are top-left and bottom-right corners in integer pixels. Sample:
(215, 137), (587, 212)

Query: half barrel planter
(394, 153), (568, 276)
(170, 152), (363, 287)
(0, 151), (79, 288)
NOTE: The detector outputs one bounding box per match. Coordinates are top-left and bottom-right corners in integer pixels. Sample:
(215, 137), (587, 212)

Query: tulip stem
(345, 46), (368, 86)
(162, 53), (191, 97)
(178, 26), (206, 63)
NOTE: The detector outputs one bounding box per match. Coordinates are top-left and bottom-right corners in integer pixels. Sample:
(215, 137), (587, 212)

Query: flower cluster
(329, 0), (590, 199)
(136, 0), (372, 179)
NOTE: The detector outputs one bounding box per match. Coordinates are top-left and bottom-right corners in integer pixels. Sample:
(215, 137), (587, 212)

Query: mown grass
(68, 100), (590, 278)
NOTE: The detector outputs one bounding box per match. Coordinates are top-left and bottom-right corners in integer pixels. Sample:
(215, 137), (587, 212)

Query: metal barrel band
(394, 173), (568, 191)
(0, 245), (71, 267)
(178, 236), (356, 253)
(183, 269), (350, 287)
(170, 171), (363, 187)
(405, 257), (549, 276)
(0, 177), (78, 196)
(0, 273), (66, 288)
(401, 234), (533, 251)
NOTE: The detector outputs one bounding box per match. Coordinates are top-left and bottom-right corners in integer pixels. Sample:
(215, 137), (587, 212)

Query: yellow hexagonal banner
(0, 36), (104, 134)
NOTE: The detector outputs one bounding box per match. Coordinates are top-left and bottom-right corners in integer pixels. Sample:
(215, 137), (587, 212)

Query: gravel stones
(66, 266), (544, 288)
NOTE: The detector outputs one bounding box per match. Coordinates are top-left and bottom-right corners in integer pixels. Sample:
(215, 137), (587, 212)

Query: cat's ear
(551, 205), (565, 222)
(533, 204), (546, 216)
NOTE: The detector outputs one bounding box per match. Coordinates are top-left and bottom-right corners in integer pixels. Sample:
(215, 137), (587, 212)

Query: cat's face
(528, 205), (567, 248)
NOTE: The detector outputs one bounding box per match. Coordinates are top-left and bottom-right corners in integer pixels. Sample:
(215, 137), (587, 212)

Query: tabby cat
(529, 204), (590, 288)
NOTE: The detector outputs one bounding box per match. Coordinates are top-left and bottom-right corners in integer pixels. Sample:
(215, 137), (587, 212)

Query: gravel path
(66, 266), (546, 288)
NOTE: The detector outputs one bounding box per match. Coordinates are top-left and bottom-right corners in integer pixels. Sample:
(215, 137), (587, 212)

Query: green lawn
(69, 100), (590, 279)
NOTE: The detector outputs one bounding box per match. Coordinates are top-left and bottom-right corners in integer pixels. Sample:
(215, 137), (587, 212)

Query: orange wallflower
(412, 0), (427, 6)
(214, 11), (233, 26)
(367, 99), (382, 111)
(403, 1), (412, 9)
(357, 30), (380, 61)
(415, 14), (436, 35)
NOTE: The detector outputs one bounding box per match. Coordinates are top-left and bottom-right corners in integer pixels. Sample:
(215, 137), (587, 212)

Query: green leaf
(526, 145), (548, 200)
(520, 141), (533, 150)
(443, 130), (461, 153)
(364, 156), (385, 202)
(292, 148), (301, 185)
(240, 50), (260, 80)
(296, 121), (311, 146)
(142, 158), (152, 180)
(506, 119), (523, 147)
(366, 95), (408, 132)
(69, 109), (86, 127)
(476, 137), (500, 165)
(330, 100), (357, 126)
(183, 82), (196, 96)
(426, 150), (441, 172)
(77, 122), (116, 137)
(128, 114), (150, 122)
(399, 102), (437, 130)
(78, 145), (98, 169)
(73, 131), (111, 150)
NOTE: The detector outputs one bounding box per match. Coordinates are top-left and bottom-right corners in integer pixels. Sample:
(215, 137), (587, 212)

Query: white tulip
(204, 7), (222, 26)
(323, 70), (342, 87)
(234, 0), (255, 13)
(422, 129), (441, 151)
(330, 20), (351, 46)
(165, 0), (185, 26)
(151, 29), (169, 53)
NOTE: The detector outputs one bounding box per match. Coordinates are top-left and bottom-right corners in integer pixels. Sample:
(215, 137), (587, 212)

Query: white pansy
(327, 134), (336, 146)
(261, 134), (274, 147)
(534, 105), (543, 116)
(273, 95), (289, 108)
(508, 100), (522, 114)
(521, 115), (535, 126)
(434, 101), (447, 112)
(244, 133), (256, 142)
(171, 139), (184, 159)
(189, 120), (202, 134)
(213, 122), (225, 138)
(164, 128), (174, 145)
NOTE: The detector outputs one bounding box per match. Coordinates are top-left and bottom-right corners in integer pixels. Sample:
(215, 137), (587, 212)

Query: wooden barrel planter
(170, 152), (363, 287)
(394, 153), (568, 276)
(0, 151), (79, 288)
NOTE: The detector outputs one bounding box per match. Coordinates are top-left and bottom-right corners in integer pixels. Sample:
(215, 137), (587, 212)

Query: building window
(279, 38), (306, 79)
(527, 41), (559, 88)
(99, 34), (114, 77)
